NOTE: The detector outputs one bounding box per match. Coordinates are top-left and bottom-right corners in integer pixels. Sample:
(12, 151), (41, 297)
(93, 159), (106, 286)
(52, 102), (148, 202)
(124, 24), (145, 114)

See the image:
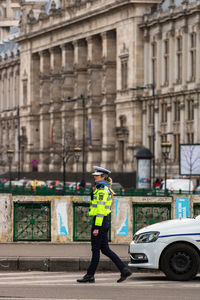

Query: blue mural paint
(59, 213), (68, 235)
(115, 199), (119, 218)
(115, 199), (129, 236)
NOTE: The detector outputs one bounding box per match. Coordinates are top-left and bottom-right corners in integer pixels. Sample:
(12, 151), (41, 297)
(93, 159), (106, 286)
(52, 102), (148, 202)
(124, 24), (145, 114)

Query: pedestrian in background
(154, 178), (161, 189)
(77, 166), (132, 283)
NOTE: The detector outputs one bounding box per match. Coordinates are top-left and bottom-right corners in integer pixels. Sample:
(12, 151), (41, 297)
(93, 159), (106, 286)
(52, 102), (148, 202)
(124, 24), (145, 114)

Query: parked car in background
(46, 180), (57, 188)
(195, 185), (200, 193)
(18, 179), (31, 186)
(0, 178), (7, 186)
(111, 182), (125, 194)
(25, 180), (46, 190)
(50, 181), (76, 194)
(4, 180), (24, 188)
(161, 179), (194, 192)
(69, 182), (93, 192)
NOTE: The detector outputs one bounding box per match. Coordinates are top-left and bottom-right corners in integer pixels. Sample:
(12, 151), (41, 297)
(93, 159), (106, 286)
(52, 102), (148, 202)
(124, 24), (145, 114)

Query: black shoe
(117, 267), (132, 283)
(77, 274), (95, 283)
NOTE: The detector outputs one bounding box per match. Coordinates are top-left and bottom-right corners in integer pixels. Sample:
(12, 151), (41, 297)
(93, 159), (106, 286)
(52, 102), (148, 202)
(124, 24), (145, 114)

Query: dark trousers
(87, 216), (126, 276)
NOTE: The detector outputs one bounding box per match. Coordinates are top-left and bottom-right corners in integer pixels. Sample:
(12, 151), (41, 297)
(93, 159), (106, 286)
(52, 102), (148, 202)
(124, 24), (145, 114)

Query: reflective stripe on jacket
(89, 184), (112, 227)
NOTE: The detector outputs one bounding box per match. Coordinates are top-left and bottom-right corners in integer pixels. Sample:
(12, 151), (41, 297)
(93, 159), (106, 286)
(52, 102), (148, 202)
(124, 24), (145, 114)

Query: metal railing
(0, 184), (198, 196)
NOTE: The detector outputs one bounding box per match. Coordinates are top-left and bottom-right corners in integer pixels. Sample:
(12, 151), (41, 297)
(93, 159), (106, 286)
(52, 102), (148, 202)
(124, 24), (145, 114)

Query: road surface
(0, 271), (199, 299)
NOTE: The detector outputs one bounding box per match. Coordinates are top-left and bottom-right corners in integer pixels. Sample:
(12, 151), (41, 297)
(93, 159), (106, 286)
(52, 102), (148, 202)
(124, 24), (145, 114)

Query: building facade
(0, 0), (20, 173)
(0, 0), (199, 184)
(16, 0), (159, 175)
(141, 0), (200, 179)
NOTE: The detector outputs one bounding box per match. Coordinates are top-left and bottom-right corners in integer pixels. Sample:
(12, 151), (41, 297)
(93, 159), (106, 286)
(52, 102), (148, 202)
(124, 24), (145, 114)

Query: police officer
(77, 166), (132, 283)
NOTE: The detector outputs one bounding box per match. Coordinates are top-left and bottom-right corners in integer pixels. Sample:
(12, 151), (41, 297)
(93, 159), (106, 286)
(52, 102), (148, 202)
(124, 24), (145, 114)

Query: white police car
(129, 216), (200, 281)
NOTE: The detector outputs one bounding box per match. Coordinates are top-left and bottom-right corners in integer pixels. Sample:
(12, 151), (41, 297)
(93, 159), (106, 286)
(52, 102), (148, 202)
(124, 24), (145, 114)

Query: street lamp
(161, 142), (172, 195)
(62, 153), (67, 189)
(7, 149), (14, 191)
(131, 84), (155, 186)
(65, 95), (86, 185)
(62, 149), (73, 189)
(74, 147), (82, 191)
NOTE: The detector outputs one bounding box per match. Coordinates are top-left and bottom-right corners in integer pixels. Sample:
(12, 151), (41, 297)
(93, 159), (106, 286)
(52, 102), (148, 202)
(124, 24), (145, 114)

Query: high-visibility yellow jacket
(89, 183), (112, 227)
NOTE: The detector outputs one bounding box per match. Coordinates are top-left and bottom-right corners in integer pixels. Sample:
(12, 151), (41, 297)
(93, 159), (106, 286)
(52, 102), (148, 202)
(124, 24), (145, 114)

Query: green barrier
(0, 183), (195, 196)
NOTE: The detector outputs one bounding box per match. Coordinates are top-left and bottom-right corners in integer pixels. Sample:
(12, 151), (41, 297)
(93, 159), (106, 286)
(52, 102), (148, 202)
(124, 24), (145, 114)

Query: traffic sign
(31, 159), (38, 167)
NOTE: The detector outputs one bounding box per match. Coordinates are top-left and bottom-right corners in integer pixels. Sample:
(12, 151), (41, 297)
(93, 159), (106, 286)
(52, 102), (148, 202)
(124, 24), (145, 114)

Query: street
(0, 271), (199, 300)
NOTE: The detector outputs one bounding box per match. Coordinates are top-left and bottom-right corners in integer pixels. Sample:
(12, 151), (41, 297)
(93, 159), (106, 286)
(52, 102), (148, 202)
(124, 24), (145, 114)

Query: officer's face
(93, 175), (103, 182)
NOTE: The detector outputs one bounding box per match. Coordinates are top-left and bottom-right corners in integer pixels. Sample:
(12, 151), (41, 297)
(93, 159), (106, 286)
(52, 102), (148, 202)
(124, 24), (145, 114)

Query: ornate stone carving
(50, 0), (57, 13)
(155, 25), (162, 40)
(39, 5), (47, 19)
(168, 22), (175, 37)
(119, 43), (129, 58)
(144, 28), (150, 42)
(27, 9), (36, 24)
(169, 0), (175, 10)
(194, 100), (199, 109)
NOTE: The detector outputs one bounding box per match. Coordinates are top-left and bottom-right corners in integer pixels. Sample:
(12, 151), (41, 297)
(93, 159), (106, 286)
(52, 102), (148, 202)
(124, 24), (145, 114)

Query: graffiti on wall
(115, 198), (129, 235)
(0, 195), (10, 236)
(56, 201), (68, 236)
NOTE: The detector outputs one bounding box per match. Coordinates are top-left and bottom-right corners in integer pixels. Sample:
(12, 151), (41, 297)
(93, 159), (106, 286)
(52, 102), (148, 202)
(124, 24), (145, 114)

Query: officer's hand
(93, 229), (99, 236)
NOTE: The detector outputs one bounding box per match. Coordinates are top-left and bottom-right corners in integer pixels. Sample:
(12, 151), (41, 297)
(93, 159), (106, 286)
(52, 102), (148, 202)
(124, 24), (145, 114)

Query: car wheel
(160, 243), (199, 281)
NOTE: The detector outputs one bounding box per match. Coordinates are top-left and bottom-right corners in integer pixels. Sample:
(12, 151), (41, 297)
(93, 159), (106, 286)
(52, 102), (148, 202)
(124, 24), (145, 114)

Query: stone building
(140, 0), (200, 179)
(16, 0), (159, 175)
(0, 0), (199, 185)
(0, 0), (20, 173)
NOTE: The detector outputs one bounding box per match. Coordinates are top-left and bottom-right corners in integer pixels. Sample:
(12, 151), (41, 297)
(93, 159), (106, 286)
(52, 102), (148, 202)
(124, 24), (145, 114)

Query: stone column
(25, 53), (40, 171)
(39, 50), (51, 171)
(10, 68), (14, 109)
(73, 39), (88, 172)
(86, 35), (102, 169)
(193, 97), (199, 143)
(142, 101), (147, 146)
(169, 29), (175, 90)
(195, 25), (200, 86)
(49, 46), (62, 102)
(156, 29), (162, 92)
(31, 53), (40, 112)
(101, 31), (116, 170)
(144, 31), (150, 86)
(7, 69), (11, 110)
(49, 47), (62, 171)
(3, 70), (7, 110)
(39, 50), (50, 104)
(61, 43), (74, 100)
(60, 43), (76, 172)
(180, 97), (185, 143)
(6, 71), (10, 110)
(73, 39), (88, 97)
(14, 66), (19, 107)
(61, 43), (75, 131)
(182, 24), (188, 88)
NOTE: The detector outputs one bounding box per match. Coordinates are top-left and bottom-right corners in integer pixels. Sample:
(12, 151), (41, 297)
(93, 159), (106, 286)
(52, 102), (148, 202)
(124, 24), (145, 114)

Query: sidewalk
(0, 243), (130, 272)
